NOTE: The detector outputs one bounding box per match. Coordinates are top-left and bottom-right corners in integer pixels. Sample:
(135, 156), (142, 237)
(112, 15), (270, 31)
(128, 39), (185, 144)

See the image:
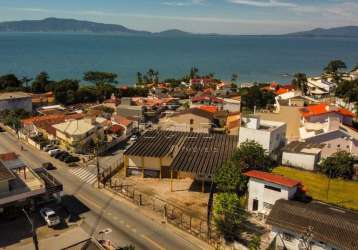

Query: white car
(43, 144), (57, 152)
(48, 149), (61, 156)
(40, 208), (60, 227)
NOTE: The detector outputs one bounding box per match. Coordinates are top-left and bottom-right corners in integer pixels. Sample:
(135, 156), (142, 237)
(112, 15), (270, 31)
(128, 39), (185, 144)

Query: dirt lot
(113, 169), (210, 218)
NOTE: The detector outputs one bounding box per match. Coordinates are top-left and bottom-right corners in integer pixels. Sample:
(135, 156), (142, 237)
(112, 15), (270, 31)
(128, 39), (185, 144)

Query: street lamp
(22, 208), (39, 250)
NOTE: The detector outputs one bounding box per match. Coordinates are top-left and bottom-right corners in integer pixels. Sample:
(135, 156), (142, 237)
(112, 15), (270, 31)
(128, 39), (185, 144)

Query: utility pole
(95, 141), (100, 188)
(22, 208), (39, 250)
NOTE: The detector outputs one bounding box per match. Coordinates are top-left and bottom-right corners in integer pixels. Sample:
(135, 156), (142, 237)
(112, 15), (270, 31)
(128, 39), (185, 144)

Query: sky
(0, 0), (358, 35)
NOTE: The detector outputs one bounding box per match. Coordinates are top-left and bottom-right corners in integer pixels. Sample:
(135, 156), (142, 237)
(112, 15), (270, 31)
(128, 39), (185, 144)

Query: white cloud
(228, 0), (296, 8)
(162, 0), (206, 6)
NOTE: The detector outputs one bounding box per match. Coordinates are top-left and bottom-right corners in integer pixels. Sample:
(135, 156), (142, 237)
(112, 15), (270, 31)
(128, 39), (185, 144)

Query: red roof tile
(112, 115), (133, 127)
(0, 152), (18, 161)
(245, 170), (301, 188)
(300, 104), (354, 118)
(198, 105), (218, 113)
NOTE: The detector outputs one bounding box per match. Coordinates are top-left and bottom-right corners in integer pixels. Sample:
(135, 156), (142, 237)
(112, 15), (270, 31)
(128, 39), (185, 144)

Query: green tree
(231, 73), (239, 83)
(319, 151), (355, 179)
(324, 60), (347, 82)
(75, 86), (98, 103)
(189, 67), (199, 79)
(32, 72), (52, 93)
(233, 140), (274, 172)
(213, 192), (246, 241)
(0, 74), (22, 90)
(292, 73), (308, 95)
(248, 235), (261, 250)
(136, 72), (143, 86)
(0, 109), (30, 131)
(54, 79), (80, 105)
(214, 161), (248, 195)
(21, 76), (32, 90)
(83, 71), (118, 87)
(241, 85), (275, 111)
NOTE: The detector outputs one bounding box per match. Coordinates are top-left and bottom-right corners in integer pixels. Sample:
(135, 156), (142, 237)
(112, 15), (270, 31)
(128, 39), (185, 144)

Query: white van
(48, 149), (61, 156)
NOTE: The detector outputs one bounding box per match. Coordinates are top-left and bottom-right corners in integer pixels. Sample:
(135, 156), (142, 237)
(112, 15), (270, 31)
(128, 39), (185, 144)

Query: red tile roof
(198, 105), (218, 113)
(110, 124), (124, 133)
(276, 88), (290, 95)
(112, 115), (133, 127)
(245, 170), (301, 188)
(0, 152), (18, 161)
(300, 104), (354, 118)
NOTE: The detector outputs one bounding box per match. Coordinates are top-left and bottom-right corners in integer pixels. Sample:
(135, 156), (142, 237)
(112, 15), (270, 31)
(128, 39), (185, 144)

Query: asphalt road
(0, 131), (208, 250)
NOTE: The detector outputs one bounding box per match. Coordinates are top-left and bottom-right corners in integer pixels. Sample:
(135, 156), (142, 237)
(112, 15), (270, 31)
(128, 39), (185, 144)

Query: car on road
(48, 149), (61, 157)
(129, 135), (138, 142)
(57, 152), (70, 161)
(64, 156), (80, 163)
(0, 126), (5, 132)
(42, 162), (56, 170)
(39, 207), (60, 227)
(43, 144), (57, 152)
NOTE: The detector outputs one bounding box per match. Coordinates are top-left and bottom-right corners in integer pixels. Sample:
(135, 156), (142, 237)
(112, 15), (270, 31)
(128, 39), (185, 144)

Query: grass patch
(273, 166), (358, 211)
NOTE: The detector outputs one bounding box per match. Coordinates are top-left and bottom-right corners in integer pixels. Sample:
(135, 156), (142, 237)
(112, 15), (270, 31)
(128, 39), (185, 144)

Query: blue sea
(0, 33), (357, 85)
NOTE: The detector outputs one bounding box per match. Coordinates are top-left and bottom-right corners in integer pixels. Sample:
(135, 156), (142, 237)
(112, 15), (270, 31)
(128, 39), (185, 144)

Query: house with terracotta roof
(111, 115), (134, 136)
(244, 170), (301, 214)
(299, 103), (354, 126)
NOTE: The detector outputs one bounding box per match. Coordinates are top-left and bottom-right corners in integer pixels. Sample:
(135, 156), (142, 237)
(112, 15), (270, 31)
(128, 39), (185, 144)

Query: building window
(190, 127), (194, 132)
(282, 232), (294, 242)
(190, 119), (194, 125)
(337, 144), (340, 148)
(264, 185), (281, 192)
(263, 202), (273, 209)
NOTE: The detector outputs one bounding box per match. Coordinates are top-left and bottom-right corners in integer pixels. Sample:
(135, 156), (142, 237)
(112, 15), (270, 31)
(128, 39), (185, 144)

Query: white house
(0, 92), (32, 112)
(281, 141), (323, 171)
(307, 77), (336, 97)
(244, 170), (300, 214)
(239, 116), (286, 154)
(267, 199), (358, 250)
(223, 96), (241, 113)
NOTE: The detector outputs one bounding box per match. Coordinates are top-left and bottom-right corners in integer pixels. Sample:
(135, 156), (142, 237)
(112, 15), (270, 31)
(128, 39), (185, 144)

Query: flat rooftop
(0, 92), (31, 100)
(282, 141), (323, 155)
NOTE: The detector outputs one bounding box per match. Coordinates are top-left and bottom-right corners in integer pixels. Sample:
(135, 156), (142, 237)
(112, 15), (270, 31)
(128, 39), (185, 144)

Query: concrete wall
(0, 97), (32, 112)
(282, 152), (319, 171)
(0, 181), (9, 195)
(247, 178), (296, 212)
(239, 123), (286, 153)
(159, 113), (211, 133)
(127, 155), (173, 171)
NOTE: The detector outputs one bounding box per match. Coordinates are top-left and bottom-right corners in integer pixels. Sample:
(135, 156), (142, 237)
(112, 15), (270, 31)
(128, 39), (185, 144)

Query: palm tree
(231, 73), (239, 83)
(324, 60), (347, 83)
(21, 76), (32, 89)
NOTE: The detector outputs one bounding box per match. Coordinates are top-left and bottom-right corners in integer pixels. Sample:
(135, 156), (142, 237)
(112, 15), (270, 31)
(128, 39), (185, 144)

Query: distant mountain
(155, 29), (193, 36)
(0, 17), (151, 35)
(283, 26), (358, 37)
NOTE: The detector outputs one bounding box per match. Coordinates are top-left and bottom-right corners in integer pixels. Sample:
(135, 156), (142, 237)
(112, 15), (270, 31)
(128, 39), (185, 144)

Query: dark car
(0, 126), (5, 132)
(58, 152), (70, 161)
(64, 156), (80, 163)
(42, 162), (56, 170)
(54, 151), (67, 159)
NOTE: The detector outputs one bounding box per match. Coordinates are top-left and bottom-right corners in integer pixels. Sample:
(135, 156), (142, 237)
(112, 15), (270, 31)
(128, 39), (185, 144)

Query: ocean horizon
(1, 32), (357, 85)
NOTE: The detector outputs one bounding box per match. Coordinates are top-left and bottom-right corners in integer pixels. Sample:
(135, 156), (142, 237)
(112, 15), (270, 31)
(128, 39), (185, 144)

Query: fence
(104, 179), (221, 246)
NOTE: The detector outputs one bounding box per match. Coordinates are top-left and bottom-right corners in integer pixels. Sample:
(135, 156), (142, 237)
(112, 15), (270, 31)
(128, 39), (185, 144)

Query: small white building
(245, 170), (300, 214)
(281, 141), (323, 171)
(223, 97), (241, 112)
(0, 92), (32, 112)
(307, 77), (336, 97)
(239, 116), (286, 154)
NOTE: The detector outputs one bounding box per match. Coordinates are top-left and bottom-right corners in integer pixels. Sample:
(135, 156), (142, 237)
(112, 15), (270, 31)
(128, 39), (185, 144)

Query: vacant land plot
(273, 166), (358, 210)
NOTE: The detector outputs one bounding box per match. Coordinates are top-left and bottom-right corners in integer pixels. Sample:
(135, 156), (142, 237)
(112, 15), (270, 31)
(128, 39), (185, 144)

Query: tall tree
(189, 67), (199, 79)
(292, 73), (308, 95)
(324, 60), (347, 83)
(214, 161), (248, 195)
(0, 74), (22, 90)
(319, 151), (355, 179)
(21, 76), (32, 89)
(231, 73), (239, 83)
(31, 72), (51, 93)
(83, 71), (118, 87)
(54, 79), (80, 105)
(136, 72), (143, 86)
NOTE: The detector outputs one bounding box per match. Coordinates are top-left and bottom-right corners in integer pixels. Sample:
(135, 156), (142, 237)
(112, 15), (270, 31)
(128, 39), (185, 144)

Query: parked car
(42, 162), (56, 170)
(43, 144), (57, 152)
(64, 156), (80, 163)
(129, 135), (138, 142)
(57, 152), (70, 160)
(48, 149), (61, 157)
(39, 208), (60, 227)
(0, 126), (5, 132)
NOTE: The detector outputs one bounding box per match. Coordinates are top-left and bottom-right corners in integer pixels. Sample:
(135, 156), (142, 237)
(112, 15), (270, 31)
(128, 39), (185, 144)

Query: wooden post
(201, 179), (205, 193)
(170, 169), (173, 192)
(124, 155), (128, 177)
(141, 157), (145, 178)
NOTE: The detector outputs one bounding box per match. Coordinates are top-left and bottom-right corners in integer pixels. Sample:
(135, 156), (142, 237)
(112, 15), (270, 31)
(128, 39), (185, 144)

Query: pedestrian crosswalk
(69, 167), (97, 184)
